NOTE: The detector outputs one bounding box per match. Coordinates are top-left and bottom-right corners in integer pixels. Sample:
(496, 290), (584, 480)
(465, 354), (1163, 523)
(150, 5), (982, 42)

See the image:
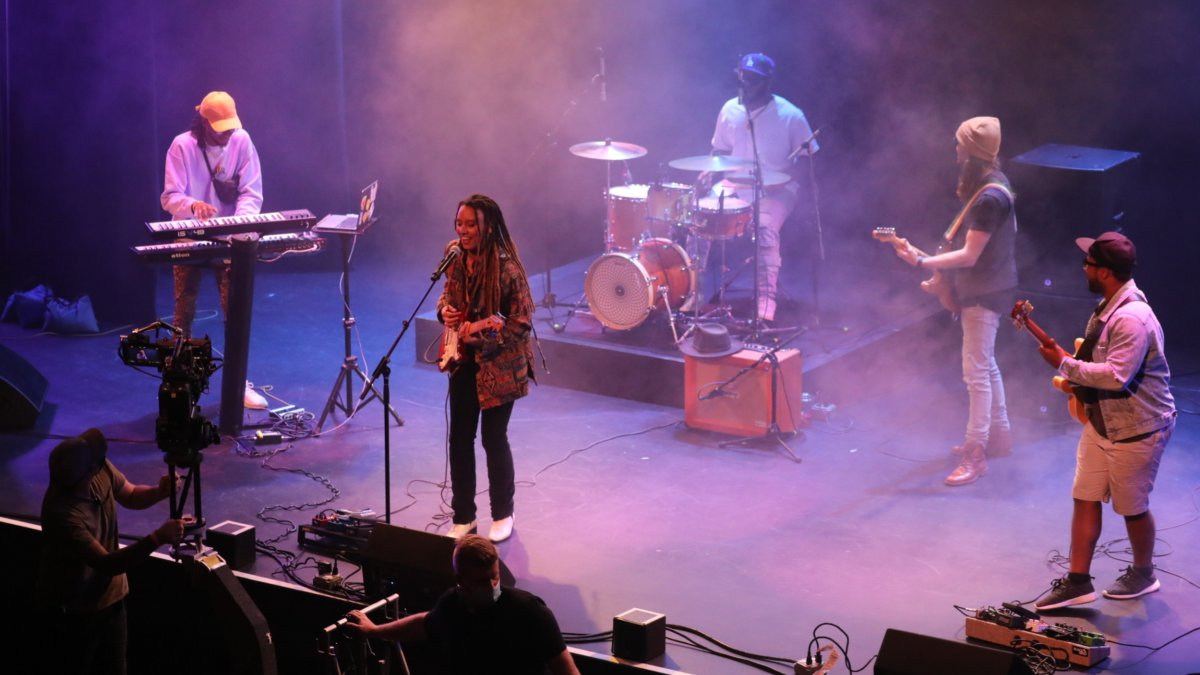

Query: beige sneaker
(447, 521), (477, 539)
(488, 515), (514, 543)
(244, 381), (268, 409)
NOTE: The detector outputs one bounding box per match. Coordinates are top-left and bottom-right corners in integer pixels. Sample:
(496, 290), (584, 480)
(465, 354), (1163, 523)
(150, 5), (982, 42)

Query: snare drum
(693, 195), (751, 240)
(585, 238), (695, 330)
(646, 182), (694, 225)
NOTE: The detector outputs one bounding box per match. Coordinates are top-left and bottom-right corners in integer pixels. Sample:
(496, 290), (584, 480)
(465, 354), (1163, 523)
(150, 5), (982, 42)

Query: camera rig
(119, 320), (222, 526)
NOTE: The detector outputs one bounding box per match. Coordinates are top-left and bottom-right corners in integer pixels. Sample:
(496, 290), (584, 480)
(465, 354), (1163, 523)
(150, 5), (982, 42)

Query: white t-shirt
(710, 95), (818, 175)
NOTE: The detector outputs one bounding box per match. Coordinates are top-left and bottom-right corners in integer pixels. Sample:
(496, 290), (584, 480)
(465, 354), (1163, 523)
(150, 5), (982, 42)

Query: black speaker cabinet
(875, 628), (1033, 675)
(1009, 143), (1140, 297)
(0, 342), (48, 430)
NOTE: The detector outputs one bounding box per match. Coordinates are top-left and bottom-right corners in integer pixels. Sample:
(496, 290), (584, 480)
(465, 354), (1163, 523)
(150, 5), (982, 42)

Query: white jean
(960, 305), (1010, 445)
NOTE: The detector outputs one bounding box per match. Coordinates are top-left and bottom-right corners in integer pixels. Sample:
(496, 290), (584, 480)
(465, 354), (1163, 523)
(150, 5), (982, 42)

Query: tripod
(317, 222), (404, 434)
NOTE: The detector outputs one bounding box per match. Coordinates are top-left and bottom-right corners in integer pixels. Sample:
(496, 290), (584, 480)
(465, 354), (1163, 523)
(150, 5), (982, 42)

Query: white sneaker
(447, 521), (477, 539)
(757, 297), (776, 323)
(489, 515), (514, 543)
(243, 381), (269, 410)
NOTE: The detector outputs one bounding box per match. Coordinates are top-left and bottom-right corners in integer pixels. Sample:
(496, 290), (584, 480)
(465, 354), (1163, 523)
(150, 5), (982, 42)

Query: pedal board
(298, 512), (378, 555)
(965, 613), (1109, 668)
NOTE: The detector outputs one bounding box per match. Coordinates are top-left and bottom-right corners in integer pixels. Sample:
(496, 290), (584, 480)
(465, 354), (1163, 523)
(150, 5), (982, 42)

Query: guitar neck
(1018, 315), (1056, 349)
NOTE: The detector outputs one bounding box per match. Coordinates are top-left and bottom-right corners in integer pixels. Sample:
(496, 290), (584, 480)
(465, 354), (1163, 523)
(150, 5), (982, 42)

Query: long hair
(956, 156), (1002, 202)
(458, 194), (527, 317)
(189, 114), (209, 147)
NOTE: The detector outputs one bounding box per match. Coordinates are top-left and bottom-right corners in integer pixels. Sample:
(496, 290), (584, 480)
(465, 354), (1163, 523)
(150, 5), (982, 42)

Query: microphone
(789, 126), (825, 160)
(598, 47), (607, 103)
(430, 243), (461, 281)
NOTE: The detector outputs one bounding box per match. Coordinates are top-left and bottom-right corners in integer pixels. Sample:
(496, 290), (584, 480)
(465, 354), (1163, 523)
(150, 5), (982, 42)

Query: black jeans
(40, 599), (127, 675)
(448, 360), (516, 523)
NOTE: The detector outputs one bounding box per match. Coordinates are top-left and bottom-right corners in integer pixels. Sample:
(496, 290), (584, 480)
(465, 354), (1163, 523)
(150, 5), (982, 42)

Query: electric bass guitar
(871, 227), (958, 314)
(1010, 300), (1087, 425)
(437, 314), (506, 373)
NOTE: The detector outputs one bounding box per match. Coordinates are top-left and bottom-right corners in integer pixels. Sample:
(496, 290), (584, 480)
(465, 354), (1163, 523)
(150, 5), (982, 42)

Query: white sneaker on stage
(489, 515), (514, 543)
(448, 521), (477, 539)
(244, 381), (269, 410)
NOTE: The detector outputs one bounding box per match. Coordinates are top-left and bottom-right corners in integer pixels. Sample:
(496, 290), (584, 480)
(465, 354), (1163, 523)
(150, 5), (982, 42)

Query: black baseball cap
(1076, 231), (1136, 275)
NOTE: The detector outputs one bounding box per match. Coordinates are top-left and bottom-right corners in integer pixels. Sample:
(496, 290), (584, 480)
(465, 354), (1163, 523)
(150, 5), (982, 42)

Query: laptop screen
(357, 181), (378, 227)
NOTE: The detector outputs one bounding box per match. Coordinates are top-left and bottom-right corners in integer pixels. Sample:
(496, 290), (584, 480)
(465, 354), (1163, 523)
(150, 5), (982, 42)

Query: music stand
(315, 216), (404, 434)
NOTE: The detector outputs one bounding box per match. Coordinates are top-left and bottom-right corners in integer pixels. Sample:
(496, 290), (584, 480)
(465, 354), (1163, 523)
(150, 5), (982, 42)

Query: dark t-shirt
(424, 586), (566, 675)
(36, 461), (129, 613)
(953, 174), (1017, 312)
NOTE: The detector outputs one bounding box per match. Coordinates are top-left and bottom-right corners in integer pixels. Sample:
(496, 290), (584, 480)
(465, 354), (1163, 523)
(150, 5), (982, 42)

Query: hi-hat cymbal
(569, 140), (648, 161)
(725, 168), (791, 187)
(667, 155), (753, 172)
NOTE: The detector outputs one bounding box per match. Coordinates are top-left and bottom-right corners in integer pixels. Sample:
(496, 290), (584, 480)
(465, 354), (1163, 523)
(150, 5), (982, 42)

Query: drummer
(708, 52), (818, 323)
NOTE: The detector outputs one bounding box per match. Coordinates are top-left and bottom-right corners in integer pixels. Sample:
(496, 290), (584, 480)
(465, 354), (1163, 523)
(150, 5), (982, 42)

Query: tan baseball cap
(196, 91), (242, 132)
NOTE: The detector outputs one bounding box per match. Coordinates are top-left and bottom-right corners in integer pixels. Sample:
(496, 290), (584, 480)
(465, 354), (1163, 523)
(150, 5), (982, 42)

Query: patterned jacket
(437, 244), (535, 409)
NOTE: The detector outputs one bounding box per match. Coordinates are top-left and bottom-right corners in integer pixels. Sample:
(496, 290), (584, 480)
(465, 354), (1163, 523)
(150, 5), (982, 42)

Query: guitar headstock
(872, 227), (904, 247)
(1011, 299), (1034, 327)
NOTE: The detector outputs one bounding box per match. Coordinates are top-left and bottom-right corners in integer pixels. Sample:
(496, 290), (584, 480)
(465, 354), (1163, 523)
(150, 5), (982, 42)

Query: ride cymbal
(569, 140), (648, 161)
(667, 155), (753, 172)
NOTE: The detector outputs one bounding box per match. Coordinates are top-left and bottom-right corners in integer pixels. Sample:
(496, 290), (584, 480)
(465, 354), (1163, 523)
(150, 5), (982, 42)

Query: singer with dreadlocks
(437, 195), (535, 544)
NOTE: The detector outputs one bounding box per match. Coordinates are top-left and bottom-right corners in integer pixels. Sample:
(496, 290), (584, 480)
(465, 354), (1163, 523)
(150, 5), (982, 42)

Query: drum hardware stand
(316, 219), (403, 434)
(713, 323), (810, 461)
(527, 68), (606, 329)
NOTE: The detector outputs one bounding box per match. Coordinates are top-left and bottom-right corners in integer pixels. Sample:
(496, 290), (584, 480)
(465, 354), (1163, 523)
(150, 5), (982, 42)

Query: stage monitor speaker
(362, 523), (515, 612)
(684, 346), (803, 437)
(0, 342), (48, 430)
(1009, 143), (1140, 297)
(874, 628), (1034, 675)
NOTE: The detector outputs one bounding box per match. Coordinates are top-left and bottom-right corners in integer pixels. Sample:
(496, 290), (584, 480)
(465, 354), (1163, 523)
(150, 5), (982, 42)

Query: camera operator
(35, 428), (184, 675)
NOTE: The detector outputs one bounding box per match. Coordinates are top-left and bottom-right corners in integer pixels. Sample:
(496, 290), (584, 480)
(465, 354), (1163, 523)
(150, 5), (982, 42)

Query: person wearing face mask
(435, 194), (535, 543)
(160, 90), (267, 410)
(35, 428), (185, 675)
(345, 535), (579, 675)
(708, 52), (819, 324)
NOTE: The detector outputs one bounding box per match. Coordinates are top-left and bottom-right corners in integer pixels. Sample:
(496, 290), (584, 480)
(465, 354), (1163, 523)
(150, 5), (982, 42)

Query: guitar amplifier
(684, 347), (804, 437)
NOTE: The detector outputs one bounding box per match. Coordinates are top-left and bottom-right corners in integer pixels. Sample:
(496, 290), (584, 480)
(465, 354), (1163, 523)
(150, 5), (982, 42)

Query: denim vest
(1060, 281), (1175, 441)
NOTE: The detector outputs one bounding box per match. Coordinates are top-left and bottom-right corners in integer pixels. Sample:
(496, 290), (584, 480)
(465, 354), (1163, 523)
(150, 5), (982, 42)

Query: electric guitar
(1010, 300), (1087, 425)
(871, 227), (958, 314)
(437, 314), (506, 373)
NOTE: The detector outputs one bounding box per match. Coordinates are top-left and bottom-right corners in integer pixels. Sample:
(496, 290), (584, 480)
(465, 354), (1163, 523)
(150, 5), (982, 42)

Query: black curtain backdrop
(2, 0), (1198, 331)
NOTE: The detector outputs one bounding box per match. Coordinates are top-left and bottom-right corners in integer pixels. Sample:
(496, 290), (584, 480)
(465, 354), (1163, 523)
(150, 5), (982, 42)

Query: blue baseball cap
(737, 53), (775, 78)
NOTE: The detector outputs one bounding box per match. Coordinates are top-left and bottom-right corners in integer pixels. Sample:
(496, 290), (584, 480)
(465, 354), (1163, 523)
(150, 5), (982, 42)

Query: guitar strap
(942, 181), (1014, 243)
(1075, 292), (1141, 437)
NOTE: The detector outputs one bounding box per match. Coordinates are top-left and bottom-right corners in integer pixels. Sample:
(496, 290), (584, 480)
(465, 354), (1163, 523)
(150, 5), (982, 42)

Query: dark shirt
(953, 173), (1018, 313)
(36, 461), (129, 614)
(424, 586), (567, 675)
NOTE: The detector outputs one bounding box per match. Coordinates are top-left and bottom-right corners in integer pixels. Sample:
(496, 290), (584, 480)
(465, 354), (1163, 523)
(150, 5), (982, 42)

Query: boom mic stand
(706, 323), (810, 461)
(353, 251), (455, 525)
(525, 62), (605, 332)
(788, 127), (826, 326)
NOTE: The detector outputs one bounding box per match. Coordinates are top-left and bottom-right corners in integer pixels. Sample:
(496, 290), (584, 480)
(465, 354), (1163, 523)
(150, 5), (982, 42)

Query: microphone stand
(740, 80), (768, 343)
(789, 128), (826, 326)
(352, 257), (451, 525)
(708, 323), (809, 461)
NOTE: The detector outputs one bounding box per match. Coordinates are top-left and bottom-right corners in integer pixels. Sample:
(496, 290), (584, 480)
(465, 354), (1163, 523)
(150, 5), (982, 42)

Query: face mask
(460, 583), (501, 610)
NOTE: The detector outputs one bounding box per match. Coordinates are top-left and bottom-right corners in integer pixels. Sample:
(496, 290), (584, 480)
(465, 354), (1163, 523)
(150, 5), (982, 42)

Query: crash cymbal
(725, 168), (791, 186)
(569, 140), (648, 161)
(667, 154), (753, 172)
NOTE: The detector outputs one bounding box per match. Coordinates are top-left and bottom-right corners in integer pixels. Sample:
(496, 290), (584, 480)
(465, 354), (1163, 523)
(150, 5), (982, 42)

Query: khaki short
(1072, 420), (1173, 516)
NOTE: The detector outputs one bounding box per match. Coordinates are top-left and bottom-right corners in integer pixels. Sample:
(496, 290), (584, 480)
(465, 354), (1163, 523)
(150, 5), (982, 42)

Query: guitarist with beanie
(892, 116), (1018, 486)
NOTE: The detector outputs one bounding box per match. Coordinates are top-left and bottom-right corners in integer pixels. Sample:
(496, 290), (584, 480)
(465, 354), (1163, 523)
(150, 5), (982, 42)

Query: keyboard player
(160, 90), (267, 409)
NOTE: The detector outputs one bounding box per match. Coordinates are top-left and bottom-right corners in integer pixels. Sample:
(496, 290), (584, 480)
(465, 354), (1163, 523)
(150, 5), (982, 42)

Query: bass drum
(585, 238), (695, 331)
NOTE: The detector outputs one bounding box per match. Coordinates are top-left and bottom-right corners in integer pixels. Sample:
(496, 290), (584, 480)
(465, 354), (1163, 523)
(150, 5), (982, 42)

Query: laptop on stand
(314, 180), (378, 233)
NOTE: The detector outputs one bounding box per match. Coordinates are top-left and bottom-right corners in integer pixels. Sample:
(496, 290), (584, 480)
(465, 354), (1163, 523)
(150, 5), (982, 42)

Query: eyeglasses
(1083, 258), (1101, 268)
